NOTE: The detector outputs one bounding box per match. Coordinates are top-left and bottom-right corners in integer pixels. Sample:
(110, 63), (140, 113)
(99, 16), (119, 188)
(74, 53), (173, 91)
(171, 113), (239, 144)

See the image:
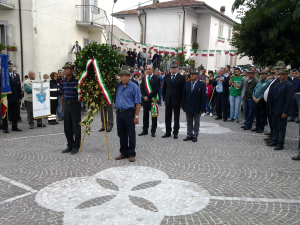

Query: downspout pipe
(143, 9), (147, 44)
(182, 6), (185, 52)
(18, 0), (24, 81)
(138, 12), (144, 44)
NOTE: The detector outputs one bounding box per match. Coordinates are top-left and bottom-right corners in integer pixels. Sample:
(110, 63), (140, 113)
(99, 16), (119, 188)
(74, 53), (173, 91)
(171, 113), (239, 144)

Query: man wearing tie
(182, 68), (206, 142)
(139, 65), (160, 137)
(6, 61), (22, 132)
(162, 61), (186, 139)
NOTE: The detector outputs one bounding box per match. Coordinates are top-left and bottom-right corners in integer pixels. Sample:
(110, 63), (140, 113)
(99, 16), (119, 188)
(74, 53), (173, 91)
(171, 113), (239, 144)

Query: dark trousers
(271, 115), (287, 145)
(51, 100), (58, 115)
(165, 105), (180, 135)
(116, 109), (136, 157)
(2, 111), (8, 129)
(215, 92), (229, 119)
(27, 101), (42, 126)
(158, 88), (162, 105)
(255, 100), (267, 130)
(244, 99), (255, 129)
(8, 102), (20, 128)
(142, 100), (157, 134)
(64, 102), (81, 150)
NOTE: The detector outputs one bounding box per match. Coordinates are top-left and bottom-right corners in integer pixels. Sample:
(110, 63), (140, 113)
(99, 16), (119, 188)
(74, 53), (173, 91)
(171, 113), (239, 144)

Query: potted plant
(0, 43), (5, 53)
(192, 42), (199, 50)
(7, 45), (18, 51)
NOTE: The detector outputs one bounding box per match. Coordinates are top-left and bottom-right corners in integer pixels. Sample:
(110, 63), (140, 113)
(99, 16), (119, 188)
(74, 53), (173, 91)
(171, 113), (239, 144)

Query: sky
(105, 0), (240, 29)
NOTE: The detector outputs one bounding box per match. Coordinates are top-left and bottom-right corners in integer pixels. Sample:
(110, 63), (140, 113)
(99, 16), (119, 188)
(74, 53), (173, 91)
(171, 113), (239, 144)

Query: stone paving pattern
(0, 106), (299, 224)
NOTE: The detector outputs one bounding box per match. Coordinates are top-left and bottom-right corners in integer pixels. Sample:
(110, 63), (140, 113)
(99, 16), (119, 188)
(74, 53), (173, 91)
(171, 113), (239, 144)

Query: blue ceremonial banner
(0, 54), (11, 95)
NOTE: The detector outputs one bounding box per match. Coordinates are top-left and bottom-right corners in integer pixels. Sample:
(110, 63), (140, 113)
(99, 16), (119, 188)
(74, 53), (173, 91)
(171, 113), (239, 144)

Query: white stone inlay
(35, 166), (211, 225)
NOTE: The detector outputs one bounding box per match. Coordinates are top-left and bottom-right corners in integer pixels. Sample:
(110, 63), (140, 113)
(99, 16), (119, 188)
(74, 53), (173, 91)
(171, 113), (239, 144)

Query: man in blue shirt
(60, 62), (81, 155)
(115, 66), (141, 162)
(289, 69), (300, 122)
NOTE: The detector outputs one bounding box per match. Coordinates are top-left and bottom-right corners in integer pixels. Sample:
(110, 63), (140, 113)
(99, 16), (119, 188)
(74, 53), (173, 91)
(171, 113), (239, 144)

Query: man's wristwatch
(135, 116), (139, 119)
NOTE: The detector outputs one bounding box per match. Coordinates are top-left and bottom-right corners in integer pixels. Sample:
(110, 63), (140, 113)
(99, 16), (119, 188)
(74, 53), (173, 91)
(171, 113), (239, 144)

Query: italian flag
(218, 37), (222, 42)
(159, 46), (164, 54)
(224, 50), (229, 55)
(125, 40), (131, 45)
(229, 50), (236, 56)
(137, 42), (141, 49)
(133, 41), (137, 45)
(153, 46), (159, 52)
(196, 49), (201, 56)
(170, 48), (176, 55)
(191, 50), (195, 56)
(202, 50), (208, 57)
(221, 38), (225, 43)
(183, 49), (188, 54)
(209, 50), (215, 57)
(120, 39), (125, 45)
(164, 47), (170, 54)
(216, 50), (222, 54)
(1, 94), (8, 118)
(141, 44), (147, 49)
(178, 48), (182, 56)
(148, 44), (154, 50)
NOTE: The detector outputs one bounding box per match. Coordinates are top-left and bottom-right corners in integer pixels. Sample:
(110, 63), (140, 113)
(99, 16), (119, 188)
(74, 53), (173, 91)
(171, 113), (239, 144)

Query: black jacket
(210, 75), (231, 96)
(162, 73), (186, 107)
(182, 80), (206, 114)
(50, 80), (60, 98)
(140, 75), (160, 100)
(7, 73), (22, 104)
(269, 80), (295, 117)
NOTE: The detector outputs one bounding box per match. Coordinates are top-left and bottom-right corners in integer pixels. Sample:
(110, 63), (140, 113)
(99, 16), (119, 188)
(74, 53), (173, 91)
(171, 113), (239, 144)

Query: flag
(183, 49), (188, 54)
(218, 37), (222, 42)
(141, 44), (147, 49)
(209, 50), (215, 57)
(164, 47), (170, 54)
(125, 40), (131, 45)
(133, 41), (137, 45)
(202, 50), (208, 57)
(159, 46), (164, 54)
(178, 48), (182, 56)
(137, 42), (141, 49)
(120, 39), (125, 45)
(196, 50), (201, 56)
(170, 48), (176, 55)
(191, 50), (194, 56)
(0, 55), (12, 118)
(229, 50), (236, 56)
(149, 44), (154, 50)
(153, 46), (159, 52)
(224, 50), (229, 55)
(222, 38), (225, 43)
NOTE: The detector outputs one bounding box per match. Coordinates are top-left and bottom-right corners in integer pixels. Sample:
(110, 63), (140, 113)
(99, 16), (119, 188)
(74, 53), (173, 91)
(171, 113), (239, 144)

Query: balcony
(76, 5), (109, 29)
(0, 0), (15, 9)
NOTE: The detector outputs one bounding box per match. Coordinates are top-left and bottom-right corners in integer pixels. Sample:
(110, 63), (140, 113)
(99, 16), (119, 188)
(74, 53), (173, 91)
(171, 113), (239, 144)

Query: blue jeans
(229, 95), (242, 119)
(244, 99), (255, 128)
(289, 93), (300, 120)
(57, 95), (62, 119)
(158, 88), (162, 105)
(205, 99), (212, 113)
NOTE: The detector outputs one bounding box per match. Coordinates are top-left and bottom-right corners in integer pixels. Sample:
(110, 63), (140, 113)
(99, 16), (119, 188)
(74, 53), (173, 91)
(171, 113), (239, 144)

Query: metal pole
(18, 0), (24, 81)
(111, 2), (116, 47)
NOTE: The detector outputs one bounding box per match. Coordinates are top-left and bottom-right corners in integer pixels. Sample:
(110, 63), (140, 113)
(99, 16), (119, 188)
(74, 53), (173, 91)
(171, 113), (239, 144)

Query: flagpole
(79, 125), (88, 154)
(102, 107), (110, 160)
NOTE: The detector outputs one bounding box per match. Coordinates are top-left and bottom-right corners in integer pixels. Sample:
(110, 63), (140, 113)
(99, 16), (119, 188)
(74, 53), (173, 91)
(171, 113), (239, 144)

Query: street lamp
(111, 0), (117, 47)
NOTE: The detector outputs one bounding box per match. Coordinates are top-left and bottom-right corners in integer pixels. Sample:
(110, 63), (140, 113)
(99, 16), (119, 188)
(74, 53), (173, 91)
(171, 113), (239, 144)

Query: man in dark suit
(139, 65), (160, 137)
(266, 69), (294, 150)
(162, 61), (186, 139)
(6, 61), (22, 132)
(182, 68), (206, 142)
(211, 67), (230, 121)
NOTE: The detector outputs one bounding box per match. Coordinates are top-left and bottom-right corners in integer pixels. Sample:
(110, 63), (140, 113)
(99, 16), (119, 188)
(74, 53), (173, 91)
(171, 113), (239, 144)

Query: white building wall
(124, 16), (142, 43)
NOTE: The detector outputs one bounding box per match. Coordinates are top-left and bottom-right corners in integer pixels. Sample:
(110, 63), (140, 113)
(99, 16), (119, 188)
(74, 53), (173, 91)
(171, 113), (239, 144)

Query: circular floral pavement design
(35, 166), (210, 225)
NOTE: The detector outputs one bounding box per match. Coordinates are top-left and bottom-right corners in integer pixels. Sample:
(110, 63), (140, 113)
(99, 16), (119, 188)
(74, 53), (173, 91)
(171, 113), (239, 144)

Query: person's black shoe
(151, 133), (156, 137)
(70, 148), (79, 155)
(288, 118), (295, 122)
(138, 131), (148, 136)
(12, 127), (22, 132)
(215, 117), (222, 120)
(62, 148), (72, 153)
(292, 155), (300, 160)
(3, 129), (9, 133)
(256, 129), (263, 133)
(37, 124), (46, 127)
(107, 128), (112, 132)
(251, 128), (259, 132)
(223, 118), (227, 122)
(192, 137), (197, 142)
(162, 133), (171, 138)
(243, 127), (250, 130)
(174, 134), (178, 139)
(274, 145), (284, 150)
(241, 126), (245, 128)
(183, 136), (193, 141)
(227, 118), (234, 122)
(266, 142), (277, 147)
(99, 127), (105, 132)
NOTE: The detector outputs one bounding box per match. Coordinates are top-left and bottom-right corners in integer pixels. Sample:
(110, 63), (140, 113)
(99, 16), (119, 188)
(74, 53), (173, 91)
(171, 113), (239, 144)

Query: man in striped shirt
(60, 62), (81, 155)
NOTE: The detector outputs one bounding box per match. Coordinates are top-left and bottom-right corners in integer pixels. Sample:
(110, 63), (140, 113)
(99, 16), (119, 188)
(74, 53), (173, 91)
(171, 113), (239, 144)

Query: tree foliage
(231, 0), (300, 67)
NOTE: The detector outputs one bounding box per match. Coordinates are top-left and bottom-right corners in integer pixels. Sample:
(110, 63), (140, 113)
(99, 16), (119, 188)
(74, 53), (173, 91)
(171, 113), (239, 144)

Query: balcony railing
(0, 0), (15, 9)
(76, 5), (109, 27)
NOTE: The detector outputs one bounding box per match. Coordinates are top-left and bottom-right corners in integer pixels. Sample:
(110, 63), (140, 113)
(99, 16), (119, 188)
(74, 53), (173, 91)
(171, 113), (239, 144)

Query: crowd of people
(1, 48), (300, 162)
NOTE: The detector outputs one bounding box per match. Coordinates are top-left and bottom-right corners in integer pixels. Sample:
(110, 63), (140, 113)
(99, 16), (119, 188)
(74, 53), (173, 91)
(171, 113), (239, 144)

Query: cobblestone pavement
(0, 106), (299, 225)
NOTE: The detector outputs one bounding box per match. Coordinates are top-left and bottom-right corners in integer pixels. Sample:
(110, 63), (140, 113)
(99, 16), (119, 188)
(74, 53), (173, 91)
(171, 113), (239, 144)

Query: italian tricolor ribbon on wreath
(78, 58), (113, 106)
(144, 75), (159, 117)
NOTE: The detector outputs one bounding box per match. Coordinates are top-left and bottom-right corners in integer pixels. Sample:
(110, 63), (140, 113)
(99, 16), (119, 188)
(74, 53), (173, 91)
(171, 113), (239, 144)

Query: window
(216, 52), (221, 68)
(228, 28), (232, 40)
(91, 0), (98, 14)
(218, 22), (224, 38)
(83, 38), (89, 47)
(191, 25), (198, 44)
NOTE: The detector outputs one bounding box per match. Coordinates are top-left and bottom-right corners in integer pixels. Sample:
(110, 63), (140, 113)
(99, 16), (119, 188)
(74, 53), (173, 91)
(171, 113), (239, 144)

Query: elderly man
(24, 70), (46, 129)
(115, 66), (141, 162)
(139, 65), (160, 137)
(162, 61), (186, 139)
(60, 62), (81, 155)
(182, 68), (206, 142)
(267, 69), (294, 150)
